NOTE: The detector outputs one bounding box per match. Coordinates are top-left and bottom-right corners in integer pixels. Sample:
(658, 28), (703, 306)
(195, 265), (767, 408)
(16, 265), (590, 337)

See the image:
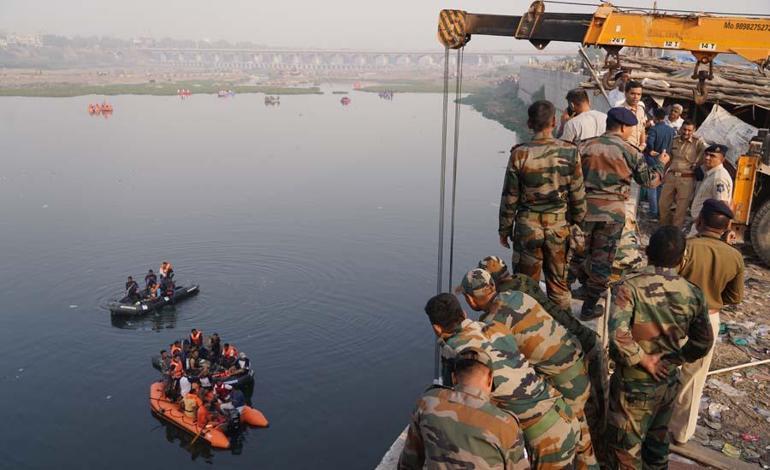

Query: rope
(435, 47), (451, 383)
(542, 0), (770, 17)
(447, 47), (464, 289)
(438, 47), (450, 295)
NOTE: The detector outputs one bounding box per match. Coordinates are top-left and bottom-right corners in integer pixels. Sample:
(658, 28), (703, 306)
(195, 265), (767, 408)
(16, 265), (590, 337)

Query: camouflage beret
(455, 346), (493, 369)
(478, 256), (509, 283)
(460, 269), (495, 296)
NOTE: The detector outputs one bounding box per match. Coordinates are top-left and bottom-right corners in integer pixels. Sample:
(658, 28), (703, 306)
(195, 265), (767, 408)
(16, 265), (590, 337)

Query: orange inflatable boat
(149, 382), (269, 449)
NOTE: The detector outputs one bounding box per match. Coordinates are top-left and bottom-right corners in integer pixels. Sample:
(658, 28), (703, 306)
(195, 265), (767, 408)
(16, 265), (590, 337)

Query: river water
(0, 88), (515, 469)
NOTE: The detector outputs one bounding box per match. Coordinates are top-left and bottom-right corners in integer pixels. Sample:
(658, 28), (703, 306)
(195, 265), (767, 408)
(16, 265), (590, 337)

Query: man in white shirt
(690, 144), (733, 234)
(607, 70), (630, 108)
(622, 80), (647, 150)
(558, 88), (607, 143)
(665, 104), (684, 133)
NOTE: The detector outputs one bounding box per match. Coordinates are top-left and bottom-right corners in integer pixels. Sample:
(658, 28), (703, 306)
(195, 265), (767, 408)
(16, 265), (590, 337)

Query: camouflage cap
(455, 346), (494, 369)
(477, 256), (509, 283)
(460, 269), (495, 296)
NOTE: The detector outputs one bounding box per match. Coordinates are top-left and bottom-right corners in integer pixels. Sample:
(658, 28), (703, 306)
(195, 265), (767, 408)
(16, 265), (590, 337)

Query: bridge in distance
(137, 47), (575, 70)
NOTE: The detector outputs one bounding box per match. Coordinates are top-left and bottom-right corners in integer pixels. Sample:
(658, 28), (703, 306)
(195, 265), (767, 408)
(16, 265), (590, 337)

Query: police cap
(607, 107), (639, 126)
(700, 199), (734, 219)
(705, 144), (728, 155)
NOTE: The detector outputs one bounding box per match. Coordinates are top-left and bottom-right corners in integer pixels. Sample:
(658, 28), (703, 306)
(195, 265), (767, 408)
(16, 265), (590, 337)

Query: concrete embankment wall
(517, 66), (584, 110)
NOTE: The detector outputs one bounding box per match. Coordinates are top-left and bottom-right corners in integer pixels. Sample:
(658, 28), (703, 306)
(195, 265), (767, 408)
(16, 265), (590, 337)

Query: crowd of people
(398, 75), (745, 469)
(158, 329), (251, 429)
(121, 261), (176, 303)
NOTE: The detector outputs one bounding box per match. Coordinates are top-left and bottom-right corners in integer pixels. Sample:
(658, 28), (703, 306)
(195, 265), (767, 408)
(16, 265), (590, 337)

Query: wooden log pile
(581, 55), (770, 109)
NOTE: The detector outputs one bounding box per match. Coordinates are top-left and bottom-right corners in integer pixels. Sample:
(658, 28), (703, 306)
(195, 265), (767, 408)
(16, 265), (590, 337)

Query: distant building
(7, 33), (42, 47)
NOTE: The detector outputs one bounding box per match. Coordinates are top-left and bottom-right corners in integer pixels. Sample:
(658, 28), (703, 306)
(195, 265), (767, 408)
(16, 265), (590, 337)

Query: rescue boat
(150, 382), (230, 448)
(149, 382), (269, 448)
(107, 284), (200, 315)
(150, 354), (255, 388)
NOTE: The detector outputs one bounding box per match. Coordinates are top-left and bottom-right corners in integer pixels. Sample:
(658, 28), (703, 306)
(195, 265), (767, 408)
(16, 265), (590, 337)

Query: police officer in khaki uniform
(670, 200), (744, 444)
(658, 120), (708, 228)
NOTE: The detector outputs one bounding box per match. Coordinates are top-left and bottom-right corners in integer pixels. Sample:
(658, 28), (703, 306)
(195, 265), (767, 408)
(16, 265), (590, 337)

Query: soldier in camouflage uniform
(460, 271), (598, 470)
(499, 100), (586, 311)
(398, 347), (530, 470)
(424, 293), (578, 469)
(607, 226), (714, 469)
(478, 255), (597, 353)
(577, 107), (667, 320)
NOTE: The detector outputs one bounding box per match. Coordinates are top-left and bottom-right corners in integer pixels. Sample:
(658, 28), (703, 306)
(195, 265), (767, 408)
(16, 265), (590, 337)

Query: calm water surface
(0, 88), (515, 469)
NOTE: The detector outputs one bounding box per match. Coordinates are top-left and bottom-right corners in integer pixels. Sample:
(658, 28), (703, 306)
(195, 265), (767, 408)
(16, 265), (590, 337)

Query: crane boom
(438, 1), (770, 102)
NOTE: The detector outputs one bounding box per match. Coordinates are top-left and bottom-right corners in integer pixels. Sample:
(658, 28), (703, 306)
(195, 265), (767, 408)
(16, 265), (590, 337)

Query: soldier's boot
(579, 297), (602, 321)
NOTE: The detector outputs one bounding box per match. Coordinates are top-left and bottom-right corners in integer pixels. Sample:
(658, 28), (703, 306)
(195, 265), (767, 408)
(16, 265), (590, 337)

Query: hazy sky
(1, 0), (769, 51)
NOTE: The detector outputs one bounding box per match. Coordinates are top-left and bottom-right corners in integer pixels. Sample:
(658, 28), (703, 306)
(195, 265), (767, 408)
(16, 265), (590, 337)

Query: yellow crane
(437, 1), (770, 264)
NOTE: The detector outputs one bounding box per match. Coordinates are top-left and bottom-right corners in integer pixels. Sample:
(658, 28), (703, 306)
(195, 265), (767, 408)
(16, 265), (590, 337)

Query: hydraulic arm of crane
(438, 1), (770, 102)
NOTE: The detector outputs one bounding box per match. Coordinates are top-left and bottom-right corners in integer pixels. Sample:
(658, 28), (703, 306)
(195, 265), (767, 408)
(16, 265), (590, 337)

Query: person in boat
(231, 388), (246, 412)
(144, 269), (157, 288)
(236, 352), (250, 372)
(190, 329), (203, 348)
(208, 333), (222, 364)
(186, 349), (202, 375)
(123, 276), (140, 303)
(161, 277), (176, 300)
(183, 383), (204, 419)
(216, 383), (234, 411)
(198, 365), (213, 389)
(168, 353), (185, 399)
(145, 283), (158, 300)
(222, 343), (238, 368)
(170, 340), (182, 357)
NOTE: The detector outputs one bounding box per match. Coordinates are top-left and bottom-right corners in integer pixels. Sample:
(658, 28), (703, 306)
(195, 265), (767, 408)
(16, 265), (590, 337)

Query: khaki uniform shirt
(690, 164), (732, 219)
(669, 135), (708, 172)
(622, 102), (647, 149)
(679, 233), (744, 310)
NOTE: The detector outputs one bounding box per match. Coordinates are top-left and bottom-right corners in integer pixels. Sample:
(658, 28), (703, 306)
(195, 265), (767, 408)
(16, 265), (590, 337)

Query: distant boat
(332, 91), (349, 95)
(340, 96), (351, 106)
(264, 95), (280, 106)
(217, 90), (235, 98)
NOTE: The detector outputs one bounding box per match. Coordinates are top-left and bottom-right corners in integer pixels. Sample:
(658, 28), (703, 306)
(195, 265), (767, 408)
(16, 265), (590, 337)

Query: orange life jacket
(171, 345), (181, 355)
(190, 331), (202, 346)
(224, 346), (238, 358)
(170, 358), (184, 379)
(183, 393), (202, 418)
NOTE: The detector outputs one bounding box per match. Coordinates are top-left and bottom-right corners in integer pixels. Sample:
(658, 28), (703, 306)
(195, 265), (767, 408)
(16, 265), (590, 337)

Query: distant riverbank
(0, 81), (322, 97)
(357, 79), (489, 94)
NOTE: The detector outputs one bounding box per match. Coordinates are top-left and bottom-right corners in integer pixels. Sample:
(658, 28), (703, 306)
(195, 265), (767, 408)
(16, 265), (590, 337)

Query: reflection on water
(0, 88), (515, 468)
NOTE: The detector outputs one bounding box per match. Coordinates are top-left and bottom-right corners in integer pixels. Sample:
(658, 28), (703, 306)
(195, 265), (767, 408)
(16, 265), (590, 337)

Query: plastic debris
(731, 337), (749, 346)
(704, 419), (722, 430)
(741, 433), (760, 442)
(722, 442), (741, 459)
(708, 402), (730, 419)
(707, 379), (747, 398)
(709, 439), (725, 451)
(18, 368), (23, 372)
(69, 305), (78, 309)
(106, 395), (112, 400)
(742, 448), (760, 462)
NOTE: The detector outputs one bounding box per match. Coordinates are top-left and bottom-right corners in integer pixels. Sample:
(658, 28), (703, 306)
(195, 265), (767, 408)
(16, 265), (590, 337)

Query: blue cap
(607, 107), (638, 126)
(700, 199), (734, 219)
(705, 144), (728, 155)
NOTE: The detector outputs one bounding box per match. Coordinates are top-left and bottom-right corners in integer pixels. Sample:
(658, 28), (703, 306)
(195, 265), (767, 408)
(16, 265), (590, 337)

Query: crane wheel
(750, 199), (770, 267)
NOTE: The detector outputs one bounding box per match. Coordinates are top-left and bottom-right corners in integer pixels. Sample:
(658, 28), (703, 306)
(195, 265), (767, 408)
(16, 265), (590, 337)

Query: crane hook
(600, 46), (623, 90)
